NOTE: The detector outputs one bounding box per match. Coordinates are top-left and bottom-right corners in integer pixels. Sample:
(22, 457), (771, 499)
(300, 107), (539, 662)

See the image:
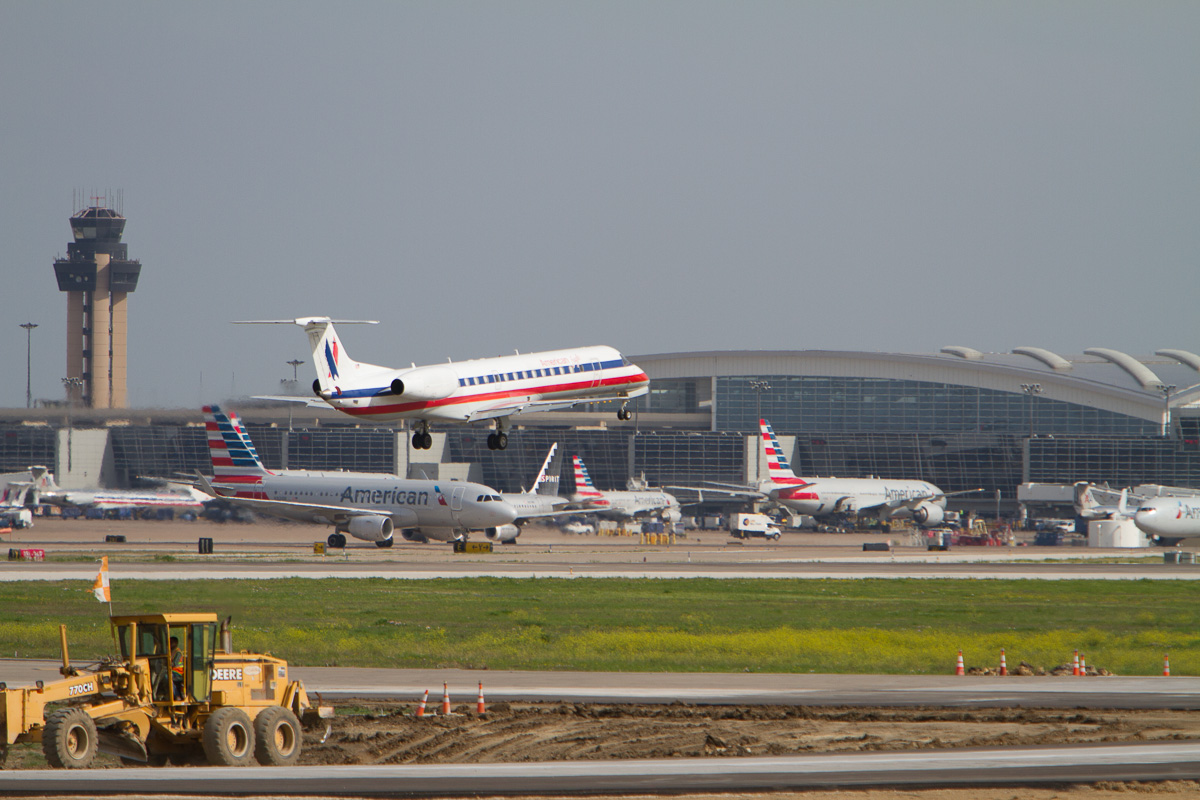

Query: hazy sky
(2, 2), (1198, 409)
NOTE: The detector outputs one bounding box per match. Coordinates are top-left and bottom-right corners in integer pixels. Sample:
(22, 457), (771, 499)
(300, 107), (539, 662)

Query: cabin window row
(456, 359), (621, 388)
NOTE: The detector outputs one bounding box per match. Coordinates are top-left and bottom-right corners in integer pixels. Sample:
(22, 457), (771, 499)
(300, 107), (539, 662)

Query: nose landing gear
(617, 404), (633, 421)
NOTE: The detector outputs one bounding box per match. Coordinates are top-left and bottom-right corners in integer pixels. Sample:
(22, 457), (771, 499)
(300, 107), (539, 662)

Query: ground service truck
(0, 612), (331, 768)
(729, 513), (782, 540)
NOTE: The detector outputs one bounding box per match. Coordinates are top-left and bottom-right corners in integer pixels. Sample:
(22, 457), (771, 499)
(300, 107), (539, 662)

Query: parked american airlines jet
(686, 420), (976, 529)
(197, 405), (516, 548)
(1134, 496), (1200, 545)
(570, 455), (681, 522)
(240, 317), (649, 451)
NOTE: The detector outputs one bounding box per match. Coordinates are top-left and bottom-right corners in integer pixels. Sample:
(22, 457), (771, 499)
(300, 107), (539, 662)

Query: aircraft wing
(250, 395), (333, 409)
(665, 483), (767, 501)
(196, 474), (413, 527)
(466, 398), (586, 422)
(872, 487), (985, 514)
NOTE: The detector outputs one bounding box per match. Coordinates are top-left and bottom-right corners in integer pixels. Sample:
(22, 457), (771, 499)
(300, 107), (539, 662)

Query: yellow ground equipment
(1, 613), (332, 768)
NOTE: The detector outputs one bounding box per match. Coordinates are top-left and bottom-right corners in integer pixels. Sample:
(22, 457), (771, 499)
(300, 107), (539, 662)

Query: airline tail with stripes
(760, 419), (806, 485)
(204, 405), (269, 498)
(571, 455), (608, 504)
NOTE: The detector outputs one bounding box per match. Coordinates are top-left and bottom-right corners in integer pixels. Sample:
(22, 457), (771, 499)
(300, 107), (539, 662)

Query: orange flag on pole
(93, 556), (110, 602)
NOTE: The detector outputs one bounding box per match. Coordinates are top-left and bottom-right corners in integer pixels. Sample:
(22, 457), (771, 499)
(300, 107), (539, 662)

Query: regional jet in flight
(238, 317), (649, 451)
(197, 405), (516, 548)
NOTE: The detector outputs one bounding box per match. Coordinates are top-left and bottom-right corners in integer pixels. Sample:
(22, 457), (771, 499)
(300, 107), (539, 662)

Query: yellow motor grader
(1, 613), (332, 768)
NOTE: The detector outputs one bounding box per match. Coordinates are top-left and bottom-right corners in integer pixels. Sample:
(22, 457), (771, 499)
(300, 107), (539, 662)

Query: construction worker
(169, 636), (184, 700)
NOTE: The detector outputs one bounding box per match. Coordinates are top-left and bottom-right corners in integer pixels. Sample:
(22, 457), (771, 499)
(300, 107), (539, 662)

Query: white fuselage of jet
(1134, 497), (1200, 542)
(571, 489), (681, 521)
(768, 478), (948, 525)
(319, 344), (648, 425)
(226, 471), (516, 542)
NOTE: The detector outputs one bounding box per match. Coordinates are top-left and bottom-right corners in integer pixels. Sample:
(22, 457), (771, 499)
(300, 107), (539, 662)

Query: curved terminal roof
(633, 347), (1200, 423)
(1156, 349), (1200, 373)
(1083, 348), (1164, 390)
(940, 346), (984, 360)
(1012, 347), (1073, 372)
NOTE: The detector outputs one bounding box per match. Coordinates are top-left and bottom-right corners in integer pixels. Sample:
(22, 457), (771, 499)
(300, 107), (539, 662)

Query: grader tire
(203, 707), (255, 766)
(254, 706), (302, 766)
(43, 707), (99, 769)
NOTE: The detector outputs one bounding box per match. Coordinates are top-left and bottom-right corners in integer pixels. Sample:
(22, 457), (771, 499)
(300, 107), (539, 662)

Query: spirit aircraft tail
(530, 443), (562, 496)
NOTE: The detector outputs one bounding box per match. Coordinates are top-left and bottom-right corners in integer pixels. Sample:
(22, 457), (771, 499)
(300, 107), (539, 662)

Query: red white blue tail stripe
(760, 419), (804, 485)
(204, 405), (269, 498)
(571, 455), (606, 501)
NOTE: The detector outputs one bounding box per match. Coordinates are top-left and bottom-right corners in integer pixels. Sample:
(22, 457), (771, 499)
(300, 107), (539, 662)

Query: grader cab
(1, 613), (331, 768)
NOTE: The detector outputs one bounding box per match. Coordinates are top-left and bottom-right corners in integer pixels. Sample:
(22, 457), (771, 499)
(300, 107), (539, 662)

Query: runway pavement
(4, 660), (1199, 710)
(7, 742), (1200, 795)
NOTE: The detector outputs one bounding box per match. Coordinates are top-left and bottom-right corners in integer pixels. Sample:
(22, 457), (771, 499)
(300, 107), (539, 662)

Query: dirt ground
(300, 700), (1200, 765)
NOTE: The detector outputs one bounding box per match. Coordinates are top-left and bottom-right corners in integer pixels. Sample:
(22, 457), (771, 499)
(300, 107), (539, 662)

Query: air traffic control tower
(52, 204), (142, 408)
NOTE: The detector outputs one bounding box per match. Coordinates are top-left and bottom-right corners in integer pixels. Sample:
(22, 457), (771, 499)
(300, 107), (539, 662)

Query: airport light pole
(20, 322), (37, 409)
(62, 377), (84, 474)
(1019, 383), (1042, 439)
(287, 359), (304, 383)
(1160, 384), (1177, 437)
(749, 380), (771, 427)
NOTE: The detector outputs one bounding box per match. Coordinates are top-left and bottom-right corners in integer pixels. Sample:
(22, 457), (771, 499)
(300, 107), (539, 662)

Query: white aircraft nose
(1134, 507), (1157, 531)
(487, 500), (518, 525)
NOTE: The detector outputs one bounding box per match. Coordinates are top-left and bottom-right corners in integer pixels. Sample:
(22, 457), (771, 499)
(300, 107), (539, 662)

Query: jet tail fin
(531, 443), (562, 496)
(234, 317), (380, 396)
(203, 405), (270, 483)
(572, 455), (604, 498)
(760, 418), (803, 484)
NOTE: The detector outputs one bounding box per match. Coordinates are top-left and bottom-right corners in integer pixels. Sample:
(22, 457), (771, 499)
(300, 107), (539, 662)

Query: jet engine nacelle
(661, 508), (682, 523)
(485, 524), (520, 543)
(910, 502), (945, 527)
(832, 496), (857, 514)
(400, 529), (428, 543)
(389, 367), (459, 401)
(342, 514), (395, 542)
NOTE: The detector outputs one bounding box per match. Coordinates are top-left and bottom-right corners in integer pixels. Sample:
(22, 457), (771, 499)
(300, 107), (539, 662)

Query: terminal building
(2, 346), (1199, 516)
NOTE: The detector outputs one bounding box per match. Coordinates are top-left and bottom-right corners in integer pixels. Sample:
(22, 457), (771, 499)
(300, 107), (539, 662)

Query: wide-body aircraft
(570, 455), (681, 522)
(240, 317), (649, 451)
(197, 405), (516, 548)
(686, 419), (975, 529)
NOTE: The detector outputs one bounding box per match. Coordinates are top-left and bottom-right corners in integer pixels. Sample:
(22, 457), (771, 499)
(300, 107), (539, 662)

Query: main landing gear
(617, 404), (633, 421)
(486, 418), (510, 451)
(411, 421), (433, 450)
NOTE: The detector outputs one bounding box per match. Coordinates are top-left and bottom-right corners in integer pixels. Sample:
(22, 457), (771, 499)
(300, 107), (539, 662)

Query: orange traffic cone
(477, 682), (487, 715)
(1164, 654), (1171, 677)
(999, 648), (1007, 676)
(441, 682), (452, 715)
(415, 689), (429, 719)
(1072, 649), (1080, 676)
(1079, 654), (1086, 676)
(955, 649), (965, 676)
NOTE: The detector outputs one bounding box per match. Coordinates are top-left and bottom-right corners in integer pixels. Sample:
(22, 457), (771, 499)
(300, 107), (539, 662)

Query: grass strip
(1, 577), (1197, 675)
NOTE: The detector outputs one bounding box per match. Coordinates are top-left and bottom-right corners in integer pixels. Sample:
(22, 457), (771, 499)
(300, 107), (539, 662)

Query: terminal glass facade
(715, 376), (1158, 437)
(0, 426), (57, 472)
